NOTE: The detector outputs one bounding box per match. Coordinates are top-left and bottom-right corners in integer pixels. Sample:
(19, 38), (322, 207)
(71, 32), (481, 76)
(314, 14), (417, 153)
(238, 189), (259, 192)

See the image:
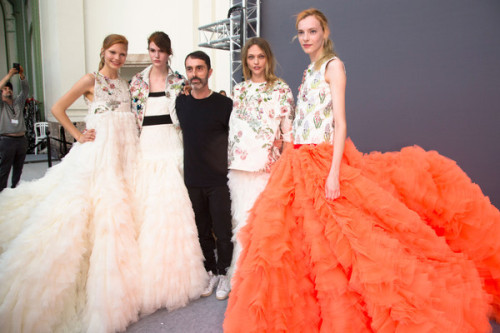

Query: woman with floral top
(129, 31), (207, 315)
(227, 37), (294, 281)
(224, 9), (498, 332)
(0, 34), (142, 332)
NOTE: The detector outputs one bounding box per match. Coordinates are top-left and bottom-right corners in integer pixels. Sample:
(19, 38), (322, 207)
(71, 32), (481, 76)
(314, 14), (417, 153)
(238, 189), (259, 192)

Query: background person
(0, 65), (29, 191)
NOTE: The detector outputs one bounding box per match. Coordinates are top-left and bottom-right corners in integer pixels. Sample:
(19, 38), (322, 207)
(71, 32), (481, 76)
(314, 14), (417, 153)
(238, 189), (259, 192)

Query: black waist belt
(142, 114), (172, 126)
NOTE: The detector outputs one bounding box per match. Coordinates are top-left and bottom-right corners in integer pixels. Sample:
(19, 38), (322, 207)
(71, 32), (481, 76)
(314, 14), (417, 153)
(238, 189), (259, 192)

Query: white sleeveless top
(293, 57), (337, 144)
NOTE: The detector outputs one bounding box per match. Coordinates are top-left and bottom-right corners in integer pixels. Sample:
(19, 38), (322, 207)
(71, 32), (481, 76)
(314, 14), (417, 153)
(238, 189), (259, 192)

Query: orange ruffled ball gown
(224, 140), (497, 332)
(345, 140), (500, 322)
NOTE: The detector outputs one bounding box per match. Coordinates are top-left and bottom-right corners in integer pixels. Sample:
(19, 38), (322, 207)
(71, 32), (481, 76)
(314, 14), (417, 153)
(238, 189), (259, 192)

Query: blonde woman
(224, 9), (494, 332)
(227, 37), (294, 283)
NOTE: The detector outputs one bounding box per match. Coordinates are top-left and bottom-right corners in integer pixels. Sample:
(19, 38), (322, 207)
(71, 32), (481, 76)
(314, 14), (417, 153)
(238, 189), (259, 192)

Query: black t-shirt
(176, 92), (233, 187)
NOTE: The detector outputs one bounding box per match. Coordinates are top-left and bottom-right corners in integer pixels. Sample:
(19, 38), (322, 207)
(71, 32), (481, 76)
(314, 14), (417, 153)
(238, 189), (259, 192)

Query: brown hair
(148, 31), (173, 55)
(296, 8), (337, 70)
(241, 37), (278, 89)
(99, 34), (128, 70)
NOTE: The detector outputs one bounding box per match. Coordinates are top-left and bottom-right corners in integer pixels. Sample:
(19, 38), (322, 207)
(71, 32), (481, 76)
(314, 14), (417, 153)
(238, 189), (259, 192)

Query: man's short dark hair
(4, 81), (13, 90)
(185, 51), (211, 70)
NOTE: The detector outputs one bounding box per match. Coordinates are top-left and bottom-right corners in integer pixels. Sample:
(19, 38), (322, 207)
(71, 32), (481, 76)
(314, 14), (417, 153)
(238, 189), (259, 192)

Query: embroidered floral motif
(90, 72), (129, 115)
(94, 100), (122, 114)
(293, 58), (337, 144)
(228, 79), (295, 172)
(324, 123), (332, 142)
(130, 66), (186, 129)
(313, 111), (323, 129)
(302, 121), (310, 140)
(319, 90), (326, 104)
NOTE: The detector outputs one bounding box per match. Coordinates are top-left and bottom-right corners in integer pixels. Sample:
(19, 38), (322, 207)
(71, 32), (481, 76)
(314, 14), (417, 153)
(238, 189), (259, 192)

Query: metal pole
(46, 129), (52, 168)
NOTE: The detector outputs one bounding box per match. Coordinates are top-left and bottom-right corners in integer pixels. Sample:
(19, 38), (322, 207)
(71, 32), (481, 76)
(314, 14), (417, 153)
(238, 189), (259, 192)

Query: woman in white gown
(130, 31), (207, 315)
(0, 34), (141, 333)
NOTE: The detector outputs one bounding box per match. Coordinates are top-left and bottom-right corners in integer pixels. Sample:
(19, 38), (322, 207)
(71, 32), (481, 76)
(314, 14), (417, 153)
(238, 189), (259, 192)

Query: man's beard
(189, 76), (207, 87)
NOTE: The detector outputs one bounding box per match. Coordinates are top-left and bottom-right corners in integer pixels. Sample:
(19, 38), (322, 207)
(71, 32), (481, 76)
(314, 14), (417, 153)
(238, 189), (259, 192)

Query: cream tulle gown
(0, 72), (141, 333)
(134, 90), (207, 315)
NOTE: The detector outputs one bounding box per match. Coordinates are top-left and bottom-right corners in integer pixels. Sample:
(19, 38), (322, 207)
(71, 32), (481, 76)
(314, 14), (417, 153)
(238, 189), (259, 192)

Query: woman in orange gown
(224, 8), (499, 332)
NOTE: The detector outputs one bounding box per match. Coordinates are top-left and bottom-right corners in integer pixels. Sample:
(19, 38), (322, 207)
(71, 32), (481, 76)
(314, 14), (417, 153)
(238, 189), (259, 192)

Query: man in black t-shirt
(176, 51), (233, 300)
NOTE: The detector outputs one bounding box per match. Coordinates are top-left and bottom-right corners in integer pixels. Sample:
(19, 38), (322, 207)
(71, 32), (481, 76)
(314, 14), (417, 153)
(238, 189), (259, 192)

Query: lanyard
(4, 102), (16, 117)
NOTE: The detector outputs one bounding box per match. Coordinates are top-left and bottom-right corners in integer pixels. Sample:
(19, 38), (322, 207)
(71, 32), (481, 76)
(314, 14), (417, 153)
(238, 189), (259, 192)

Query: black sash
(149, 91), (166, 97)
(142, 114), (172, 126)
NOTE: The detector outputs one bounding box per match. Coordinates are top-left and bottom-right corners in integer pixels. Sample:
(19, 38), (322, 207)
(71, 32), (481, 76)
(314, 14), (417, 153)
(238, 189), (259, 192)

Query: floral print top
(228, 79), (295, 173)
(86, 72), (131, 114)
(129, 65), (186, 129)
(293, 57), (337, 144)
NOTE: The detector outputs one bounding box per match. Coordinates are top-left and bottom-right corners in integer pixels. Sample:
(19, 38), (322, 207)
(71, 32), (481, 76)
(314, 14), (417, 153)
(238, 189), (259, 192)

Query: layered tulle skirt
(227, 169), (270, 280)
(346, 141), (500, 321)
(134, 124), (207, 315)
(224, 139), (498, 332)
(0, 111), (141, 333)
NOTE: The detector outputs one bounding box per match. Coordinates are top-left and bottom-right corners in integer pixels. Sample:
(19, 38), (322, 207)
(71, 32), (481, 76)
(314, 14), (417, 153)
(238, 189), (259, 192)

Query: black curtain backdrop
(259, 0), (500, 206)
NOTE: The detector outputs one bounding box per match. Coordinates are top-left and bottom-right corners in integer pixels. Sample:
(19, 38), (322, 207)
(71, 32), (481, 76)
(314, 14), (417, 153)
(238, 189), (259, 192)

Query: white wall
(40, 0), (231, 121)
(39, 0), (87, 119)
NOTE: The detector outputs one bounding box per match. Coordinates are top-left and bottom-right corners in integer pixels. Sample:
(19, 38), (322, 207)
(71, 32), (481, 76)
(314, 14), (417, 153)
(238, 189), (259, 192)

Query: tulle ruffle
(0, 111), (141, 333)
(343, 140), (500, 321)
(224, 140), (493, 332)
(134, 124), (207, 315)
(227, 170), (270, 281)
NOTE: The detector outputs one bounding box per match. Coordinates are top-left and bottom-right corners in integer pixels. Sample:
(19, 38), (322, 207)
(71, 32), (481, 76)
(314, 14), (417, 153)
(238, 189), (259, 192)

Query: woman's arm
(325, 59), (347, 200)
(51, 74), (96, 143)
(279, 83), (295, 152)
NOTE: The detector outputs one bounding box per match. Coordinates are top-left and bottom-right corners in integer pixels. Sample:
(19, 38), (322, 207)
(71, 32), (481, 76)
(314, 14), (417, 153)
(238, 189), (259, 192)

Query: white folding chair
(34, 122), (49, 154)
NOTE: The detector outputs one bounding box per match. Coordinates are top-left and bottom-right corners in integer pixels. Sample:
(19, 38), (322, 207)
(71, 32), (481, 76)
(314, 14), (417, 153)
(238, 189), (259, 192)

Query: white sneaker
(215, 274), (231, 300)
(201, 271), (219, 297)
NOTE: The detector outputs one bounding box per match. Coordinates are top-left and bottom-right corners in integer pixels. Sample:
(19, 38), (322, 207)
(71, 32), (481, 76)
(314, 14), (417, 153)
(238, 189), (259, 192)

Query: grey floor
(125, 294), (226, 333)
(13, 157), (500, 333)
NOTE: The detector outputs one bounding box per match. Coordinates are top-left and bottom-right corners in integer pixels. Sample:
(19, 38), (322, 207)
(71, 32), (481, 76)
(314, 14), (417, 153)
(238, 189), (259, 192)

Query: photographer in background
(0, 64), (29, 191)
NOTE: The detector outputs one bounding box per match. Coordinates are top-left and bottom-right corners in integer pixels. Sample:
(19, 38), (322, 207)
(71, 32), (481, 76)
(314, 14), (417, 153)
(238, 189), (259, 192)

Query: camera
(13, 63), (20, 72)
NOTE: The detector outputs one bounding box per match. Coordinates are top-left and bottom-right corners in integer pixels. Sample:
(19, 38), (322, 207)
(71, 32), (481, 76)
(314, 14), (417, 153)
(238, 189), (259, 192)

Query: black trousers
(0, 135), (27, 191)
(187, 185), (233, 275)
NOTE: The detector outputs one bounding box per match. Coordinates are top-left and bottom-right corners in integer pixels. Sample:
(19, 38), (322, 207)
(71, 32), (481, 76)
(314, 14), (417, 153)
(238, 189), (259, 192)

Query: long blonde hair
(241, 37), (279, 89)
(98, 34), (129, 70)
(296, 8), (337, 70)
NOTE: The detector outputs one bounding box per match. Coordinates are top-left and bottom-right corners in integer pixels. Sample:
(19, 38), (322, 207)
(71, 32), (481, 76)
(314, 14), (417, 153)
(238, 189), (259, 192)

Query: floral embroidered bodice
(228, 79), (295, 172)
(293, 57), (336, 144)
(86, 72), (131, 114)
(129, 66), (185, 129)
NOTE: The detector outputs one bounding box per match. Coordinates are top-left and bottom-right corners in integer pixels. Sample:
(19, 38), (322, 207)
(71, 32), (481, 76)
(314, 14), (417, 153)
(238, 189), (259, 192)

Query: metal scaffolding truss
(198, 0), (260, 91)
